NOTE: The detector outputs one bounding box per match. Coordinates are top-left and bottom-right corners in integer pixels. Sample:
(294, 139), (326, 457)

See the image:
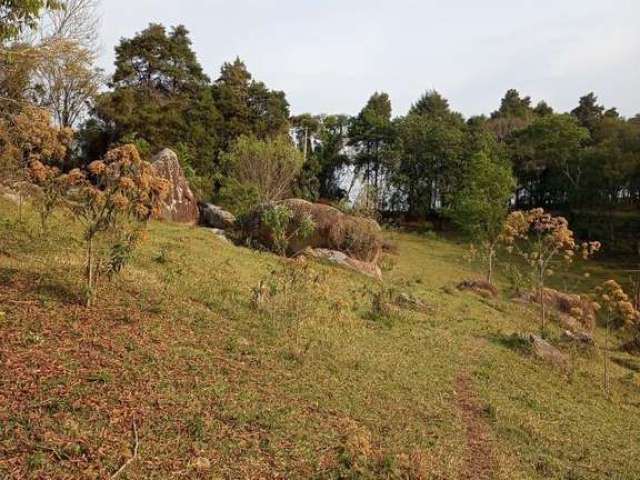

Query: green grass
(1, 197), (640, 479)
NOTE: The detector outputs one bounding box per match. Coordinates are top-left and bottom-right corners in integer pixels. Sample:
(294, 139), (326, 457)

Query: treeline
(2, 10), (640, 253)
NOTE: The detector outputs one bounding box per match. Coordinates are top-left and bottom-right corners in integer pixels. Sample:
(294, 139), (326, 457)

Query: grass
(1, 197), (640, 479)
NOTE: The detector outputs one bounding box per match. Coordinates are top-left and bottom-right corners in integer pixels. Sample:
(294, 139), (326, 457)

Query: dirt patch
(454, 374), (494, 480)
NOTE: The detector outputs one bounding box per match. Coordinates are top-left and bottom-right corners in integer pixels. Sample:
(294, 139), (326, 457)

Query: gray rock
(528, 334), (570, 369)
(200, 203), (236, 230)
(207, 228), (229, 243)
(561, 329), (594, 346)
(302, 248), (382, 280)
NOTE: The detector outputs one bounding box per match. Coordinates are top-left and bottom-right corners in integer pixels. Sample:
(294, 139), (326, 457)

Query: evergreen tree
(212, 57), (290, 152)
(84, 24), (220, 176)
(571, 92), (605, 133)
(348, 92), (395, 210)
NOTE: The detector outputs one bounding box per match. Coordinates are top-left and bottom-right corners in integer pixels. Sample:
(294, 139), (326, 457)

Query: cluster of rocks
(151, 149), (384, 280)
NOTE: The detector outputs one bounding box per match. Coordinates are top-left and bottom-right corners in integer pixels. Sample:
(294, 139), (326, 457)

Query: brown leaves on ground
(455, 374), (494, 480)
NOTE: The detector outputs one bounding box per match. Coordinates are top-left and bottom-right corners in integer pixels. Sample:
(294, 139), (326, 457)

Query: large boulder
(240, 199), (383, 262)
(200, 203), (236, 230)
(151, 148), (199, 224)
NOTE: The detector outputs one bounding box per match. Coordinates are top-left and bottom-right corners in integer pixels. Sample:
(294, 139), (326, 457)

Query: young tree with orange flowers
(66, 144), (169, 306)
(594, 280), (639, 396)
(502, 208), (601, 334)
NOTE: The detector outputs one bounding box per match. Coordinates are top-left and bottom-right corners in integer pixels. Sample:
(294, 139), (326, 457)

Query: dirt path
(455, 373), (494, 480)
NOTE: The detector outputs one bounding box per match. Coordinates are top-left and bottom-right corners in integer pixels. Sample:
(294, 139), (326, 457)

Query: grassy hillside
(1, 196), (640, 479)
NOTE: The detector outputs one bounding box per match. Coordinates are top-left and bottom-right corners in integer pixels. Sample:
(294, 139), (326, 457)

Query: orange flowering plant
(593, 280), (639, 395)
(27, 160), (84, 232)
(66, 144), (169, 306)
(2, 106), (73, 220)
(501, 208), (601, 334)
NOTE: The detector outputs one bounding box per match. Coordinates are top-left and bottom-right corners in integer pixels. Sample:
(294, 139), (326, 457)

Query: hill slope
(1, 197), (639, 479)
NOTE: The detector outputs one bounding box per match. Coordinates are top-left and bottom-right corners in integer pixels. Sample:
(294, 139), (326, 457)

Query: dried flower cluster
(594, 280), (639, 395)
(501, 208), (601, 333)
(594, 280), (640, 327)
(8, 106), (73, 167)
(63, 144), (169, 306)
(22, 142), (169, 306)
(502, 208), (601, 267)
(69, 144), (170, 226)
(27, 159), (83, 230)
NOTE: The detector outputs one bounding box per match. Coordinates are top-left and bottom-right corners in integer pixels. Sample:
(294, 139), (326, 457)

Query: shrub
(594, 280), (640, 396)
(502, 208), (600, 334)
(261, 204), (315, 256)
(221, 135), (303, 206)
(240, 199), (383, 262)
(66, 144), (169, 306)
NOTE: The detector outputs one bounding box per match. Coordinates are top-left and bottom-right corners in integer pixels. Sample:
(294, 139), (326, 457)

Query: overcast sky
(97, 0), (640, 118)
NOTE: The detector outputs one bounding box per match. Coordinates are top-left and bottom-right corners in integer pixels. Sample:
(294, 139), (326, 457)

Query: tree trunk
(539, 269), (545, 336)
(604, 317), (610, 398)
(487, 247), (494, 285)
(86, 235), (94, 307)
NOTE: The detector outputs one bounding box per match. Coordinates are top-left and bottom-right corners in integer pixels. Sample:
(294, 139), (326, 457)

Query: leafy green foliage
(0, 0), (61, 41)
(84, 24), (221, 176)
(212, 57), (290, 152)
(348, 92), (396, 210)
(449, 151), (515, 282)
(220, 135), (303, 208)
(260, 204), (315, 256)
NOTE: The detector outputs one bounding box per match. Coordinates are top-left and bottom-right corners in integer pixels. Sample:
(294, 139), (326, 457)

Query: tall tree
(510, 113), (589, 207)
(571, 92), (605, 133)
(34, 38), (102, 127)
(393, 90), (467, 215)
(449, 151), (515, 283)
(87, 24), (220, 175)
(212, 57), (290, 152)
(348, 92), (395, 210)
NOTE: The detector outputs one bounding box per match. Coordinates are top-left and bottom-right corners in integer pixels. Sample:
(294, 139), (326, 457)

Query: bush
(66, 144), (169, 306)
(260, 204), (315, 256)
(239, 199), (383, 262)
(221, 135), (303, 206)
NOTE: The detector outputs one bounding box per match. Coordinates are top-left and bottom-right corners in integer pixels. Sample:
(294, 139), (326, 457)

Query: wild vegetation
(1, 1), (640, 479)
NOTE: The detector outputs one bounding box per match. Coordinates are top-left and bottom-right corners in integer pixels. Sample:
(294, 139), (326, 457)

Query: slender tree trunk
(539, 268), (545, 336)
(604, 315), (610, 398)
(86, 235), (94, 307)
(487, 247), (494, 285)
(18, 190), (23, 223)
(303, 127), (308, 162)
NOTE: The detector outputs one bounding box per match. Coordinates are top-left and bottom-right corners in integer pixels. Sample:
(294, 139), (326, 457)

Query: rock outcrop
(200, 203), (236, 230)
(240, 199), (383, 262)
(301, 248), (382, 280)
(528, 334), (570, 370)
(151, 149), (199, 224)
(457, 279), (498, 298)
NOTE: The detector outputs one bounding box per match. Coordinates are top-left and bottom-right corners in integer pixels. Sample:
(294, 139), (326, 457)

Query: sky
(97, 0), (640, 118)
